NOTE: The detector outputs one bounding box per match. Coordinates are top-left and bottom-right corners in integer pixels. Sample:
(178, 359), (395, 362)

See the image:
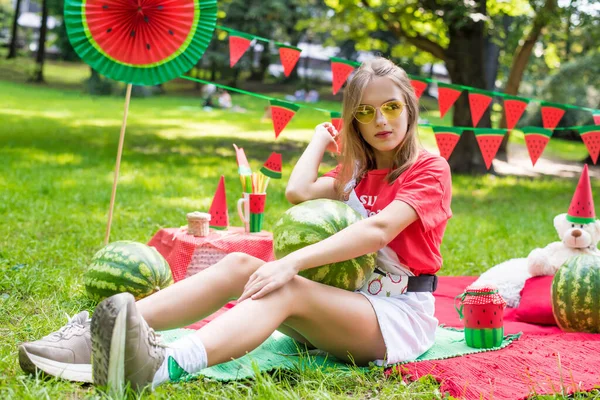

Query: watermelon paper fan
(64, 0), (217, 86)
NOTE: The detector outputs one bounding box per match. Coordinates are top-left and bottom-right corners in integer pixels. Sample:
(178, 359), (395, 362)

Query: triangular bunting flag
(438, 84), (463, 118)
(566, 164), (596, 224)
(277, 44), (302, 77)
(330, 57), (359, 95)
(269, 99), (299, 138)
(209, 176), (229, 230)
(410, 78), (428, 99)
(468, 91), (493, 127)
(593, 112), (600, 126)
(579, 125), (600, 164)
(521, 127), (553, 166)
(330, 111), (343, 132)
(228, 33), (253, 67)
(541, 103), (567, 129)
(432, 126), (463, 160)
(475, 129), (507, 169)
(260, 152), (282, 179)
(503, 96), (529, 130)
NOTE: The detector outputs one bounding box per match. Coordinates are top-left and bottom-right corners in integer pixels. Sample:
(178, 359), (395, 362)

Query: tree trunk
(445, 13), (491, 175)
(497, 0), (557, 155)
(249, 42), (271, 82)
(32, 0), (49, 83)
(7, 0), (22, 59)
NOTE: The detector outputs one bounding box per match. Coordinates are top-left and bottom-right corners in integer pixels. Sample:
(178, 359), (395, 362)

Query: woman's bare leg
(135, 253), (314, 347)
(197, 275), (386, 366)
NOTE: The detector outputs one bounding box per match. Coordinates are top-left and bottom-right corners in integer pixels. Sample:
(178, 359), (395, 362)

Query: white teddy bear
(527, 213), (600, 276)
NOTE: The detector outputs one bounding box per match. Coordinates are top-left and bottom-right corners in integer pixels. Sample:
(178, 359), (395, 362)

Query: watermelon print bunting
(475, 129), (507, 169)
(541, 103), (567, 129)
(468, 91), (493, 127)
(437, 84), (462, 118)
(277, 43), (301, 77)
(521, 127), (553, 166)
(579, 126), (600, 164)
(330, 57), (359, 95)
(410, 78), (428, 99)
(269, 99), (299, 138)
(432, 126), (463, 160)
(503, 97), (529, 130)
(228, 33), (253, 67)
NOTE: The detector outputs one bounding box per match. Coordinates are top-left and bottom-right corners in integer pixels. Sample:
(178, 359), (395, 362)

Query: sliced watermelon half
(277, 43), (302, 77)
(260, 152), (282, 179)
(269, 99), (300, 138)
(209, 175), (229, 230)
(521, 127), (553, 166)
(475, 129), (507, 170)
(432, 126), (463, 160)
(503, 96), (529, 130)
(541, 103), (566, 129)
(410, 78), (428, 99)
(468, 91), (493, 127)
(593, 112), (600, 126)
(579, 125), (600, 164)
(330, 57), (359, 95)
(437, 84), (462, 118)
(228, 33), (253, 67)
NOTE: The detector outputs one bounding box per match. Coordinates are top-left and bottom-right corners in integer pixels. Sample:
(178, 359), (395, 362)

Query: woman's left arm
(239, 200), (418, 301)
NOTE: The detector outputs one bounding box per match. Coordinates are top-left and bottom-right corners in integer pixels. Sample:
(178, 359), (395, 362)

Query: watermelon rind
(552, 254), (600, 333)
(273, 199), (376, 291)
(64, 0), (217, 86)
(84, 241), (174, 302)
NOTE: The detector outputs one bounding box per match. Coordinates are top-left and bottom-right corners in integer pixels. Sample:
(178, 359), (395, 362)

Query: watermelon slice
(228, 33), (252, 67)
(209, 176), (229, 230)
(541, 104), (566, 129)
(593, 112), (600, 126)
(432, 126), (463, 160)
(579, 126), (600, 164)
(249, 193), (266, 214)
(269, 99), (299, 138)
(232, 144), (251, 175)
(330, 111), (343, 132)
(260, 152), (282, 179)
(503, 97), (529, 130)
(437, 84), (462, 118)
(277, 44), (301, 77)
(475, 129), (507, 169)
(330, 57), (359, 95)
(468, 92), (493, 127)
(566, 164), (595, 223)
(410, 78), (428, 99)
(521, 127), (553, 166)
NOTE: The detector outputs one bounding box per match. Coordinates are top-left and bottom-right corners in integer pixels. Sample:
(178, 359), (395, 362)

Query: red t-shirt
(324, 151), (452, 275)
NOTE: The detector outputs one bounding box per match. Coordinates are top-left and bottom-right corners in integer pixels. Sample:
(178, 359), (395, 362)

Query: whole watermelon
(551, 254), (600, 333)
(273, 199), (377, 291)
(84, 241), (174, 302)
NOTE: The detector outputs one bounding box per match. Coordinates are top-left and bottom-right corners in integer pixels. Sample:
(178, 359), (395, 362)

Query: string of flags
(181, 75), (599, 170)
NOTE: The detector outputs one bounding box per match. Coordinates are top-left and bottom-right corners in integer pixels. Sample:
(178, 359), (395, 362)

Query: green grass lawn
(1, 65), (599, 399)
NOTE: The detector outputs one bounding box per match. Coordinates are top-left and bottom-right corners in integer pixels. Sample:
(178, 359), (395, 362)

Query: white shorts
(357, 291), (437, 365)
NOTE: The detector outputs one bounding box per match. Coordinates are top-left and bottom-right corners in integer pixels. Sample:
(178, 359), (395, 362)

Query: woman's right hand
(312, 122), (339, 154)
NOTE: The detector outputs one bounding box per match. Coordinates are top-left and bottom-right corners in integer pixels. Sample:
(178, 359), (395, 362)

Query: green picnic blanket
(160, 326), (521, 382)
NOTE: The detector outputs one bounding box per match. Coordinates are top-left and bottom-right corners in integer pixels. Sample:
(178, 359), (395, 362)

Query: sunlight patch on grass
(1, 108), (75, 120)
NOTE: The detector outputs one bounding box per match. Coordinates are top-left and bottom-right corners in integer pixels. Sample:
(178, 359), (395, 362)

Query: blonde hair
(334, 57), (421, 199)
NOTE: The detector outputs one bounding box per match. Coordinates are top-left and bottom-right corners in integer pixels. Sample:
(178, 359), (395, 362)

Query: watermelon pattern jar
(455, 284), (506, 349)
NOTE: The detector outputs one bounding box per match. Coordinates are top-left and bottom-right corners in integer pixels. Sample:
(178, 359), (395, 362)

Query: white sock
(152, 334), (208, 388)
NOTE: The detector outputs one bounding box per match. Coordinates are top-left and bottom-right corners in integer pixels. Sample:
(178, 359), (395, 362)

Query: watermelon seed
(146, 43), (150, 50)
(483, 309), (485, 313)
(158, 5), (163, 9)
(102, 4), (108, 9)
(106, 28), (112, 33)
(168, 30), (174, 35)
(144, 16), (149, 23)
(490, 320), (493, 325)
(131, 30), (135, 37)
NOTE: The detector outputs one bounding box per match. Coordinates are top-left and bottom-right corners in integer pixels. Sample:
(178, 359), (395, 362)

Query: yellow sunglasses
(354, 100), (405, 124)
